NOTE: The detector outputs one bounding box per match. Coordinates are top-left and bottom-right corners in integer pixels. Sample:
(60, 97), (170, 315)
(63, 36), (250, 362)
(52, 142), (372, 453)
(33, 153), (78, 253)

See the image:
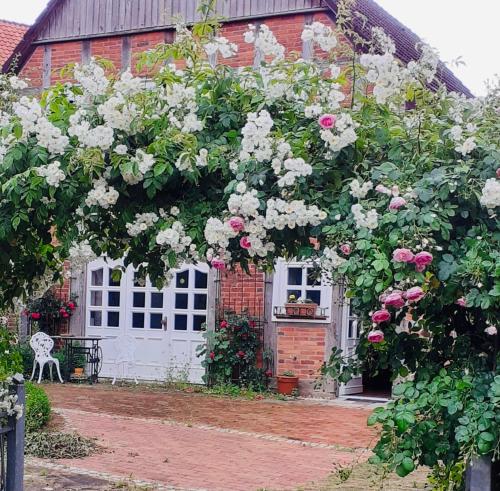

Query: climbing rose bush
(0, 14), (498, 487)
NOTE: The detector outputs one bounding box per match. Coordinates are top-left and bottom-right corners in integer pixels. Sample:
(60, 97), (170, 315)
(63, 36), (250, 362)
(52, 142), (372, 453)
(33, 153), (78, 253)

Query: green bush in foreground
(25, 382), (51, 432)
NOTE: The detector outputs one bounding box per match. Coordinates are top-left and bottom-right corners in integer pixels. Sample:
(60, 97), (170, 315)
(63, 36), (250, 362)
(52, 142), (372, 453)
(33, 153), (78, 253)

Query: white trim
(271, 258), (332, 322)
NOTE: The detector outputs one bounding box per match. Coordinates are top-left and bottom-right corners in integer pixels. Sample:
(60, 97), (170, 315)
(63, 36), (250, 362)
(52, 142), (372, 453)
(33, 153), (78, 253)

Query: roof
(0, 19), (29, 68)
(2, 0), (472, 97)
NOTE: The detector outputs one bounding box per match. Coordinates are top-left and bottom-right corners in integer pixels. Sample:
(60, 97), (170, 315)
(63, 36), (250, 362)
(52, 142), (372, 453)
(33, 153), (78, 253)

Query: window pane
(195, 270), (208, 289)
(193, 315), (206, 331)
(306, 290), (321, 304)
(109, 268), (121, 286)
(176, 270), (189, 288)
(91, 269), (103, 286)
(151, 292), (163, 309)
(90, 311), (102, 327)
(287, 289), (302, 302)
(107, 311), (120, 327)
(287, 267), (303, 286)
(174, 314), (187, 330)
(306, 268), (321, 286)
(133, 292), (146, 308)
(108, 291), (120, 307)
(175, 293), (188, 309)
(194, 294), (207, 310)
(90, 291), (102, 306)
(132, 312), (145, 328)
(150, 313), (163, 330)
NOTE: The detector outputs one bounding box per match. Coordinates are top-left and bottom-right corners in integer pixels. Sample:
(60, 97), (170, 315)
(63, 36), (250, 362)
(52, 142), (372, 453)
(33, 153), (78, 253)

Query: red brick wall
(51, 41), (82, 84)
(277, 324), (326, 380)
(20, 46), (44, 88)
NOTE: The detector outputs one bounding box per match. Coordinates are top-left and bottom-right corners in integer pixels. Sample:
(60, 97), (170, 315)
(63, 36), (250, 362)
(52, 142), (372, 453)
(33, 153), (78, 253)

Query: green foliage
(197, 314), (268, 389)
(0, 327), (22, 380)
(368, 368), (500, 489)
(25, 382), (51, 432)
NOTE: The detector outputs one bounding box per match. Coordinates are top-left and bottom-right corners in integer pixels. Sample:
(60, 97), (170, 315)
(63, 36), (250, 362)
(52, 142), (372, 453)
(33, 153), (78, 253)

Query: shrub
(0, 327), (22, 380)
(25, 382), (51, 432)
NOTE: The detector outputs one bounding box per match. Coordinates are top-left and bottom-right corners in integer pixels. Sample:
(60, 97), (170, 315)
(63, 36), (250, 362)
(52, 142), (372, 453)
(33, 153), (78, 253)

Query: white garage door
(85, 258), (208, 383)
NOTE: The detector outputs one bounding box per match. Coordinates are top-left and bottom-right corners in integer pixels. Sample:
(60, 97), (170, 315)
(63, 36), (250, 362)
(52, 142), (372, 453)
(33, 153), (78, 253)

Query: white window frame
(271, 258), (333, 323)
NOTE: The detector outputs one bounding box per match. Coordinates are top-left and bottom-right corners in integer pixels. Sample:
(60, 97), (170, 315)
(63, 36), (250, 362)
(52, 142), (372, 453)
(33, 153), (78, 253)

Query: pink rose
(456, 297), (467, 308)
(392, 248), (415, 263)
(211, 259), (225, 270)
(496, 168), (500, 179)
(485, 325), (497, 336)
(414, 251), (433, 272)
(389, 197), (407, 210)
(367, 330), (385, 343)
(318, 114), (336, 129)
(391, 185), (400, 197)
(375, 184), (391, 195)
(240, 236), (251, 249)
(340, 244), (351, 255)
(371, 309), (391, 324)
(228, 216), (245, 232)
(384, 292), (405, 309)
(405, 286), (425, 303)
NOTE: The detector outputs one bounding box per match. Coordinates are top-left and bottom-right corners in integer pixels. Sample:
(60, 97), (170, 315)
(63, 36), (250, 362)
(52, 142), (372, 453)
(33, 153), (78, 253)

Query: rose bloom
(237, 350), (245, 359)
(389, 197), (407, 210)
(371, 309), (391, 324)
(496, 168), (500, 178)
(211, 258), (225, 270)
(384, 291), (405, 309)
(220, 320), (228, 329)
(392, 248), (415, 263)
(414, 251), (433, 272)
(340, 243), (351, 255)
(375, 184), (391, 195)
(209, 351), (215, 360)
(367, 330), (385, 343)
(318, 113), (336, 129)
(31, 312), (41, 320)
(240, 236), (251, 249)
(405, 286), (425, 303)
(485, 325), (497, 336)
(456, 297), (467, 307)
(228, 216), (245, 232)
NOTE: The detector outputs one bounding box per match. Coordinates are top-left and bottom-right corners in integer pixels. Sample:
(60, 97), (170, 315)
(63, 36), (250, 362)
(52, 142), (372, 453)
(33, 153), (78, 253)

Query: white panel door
(339, 300), (363, 396)
(86, 259), (207, 383)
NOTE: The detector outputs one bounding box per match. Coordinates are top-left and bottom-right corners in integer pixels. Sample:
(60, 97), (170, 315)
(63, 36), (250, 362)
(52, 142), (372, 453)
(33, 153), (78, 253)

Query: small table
(52, 336), (106, 384)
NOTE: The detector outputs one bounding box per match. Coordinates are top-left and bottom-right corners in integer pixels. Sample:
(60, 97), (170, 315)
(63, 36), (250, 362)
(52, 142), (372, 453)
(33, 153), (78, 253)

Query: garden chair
(29, 332), (64, 384)
(111, 335), (138, 385)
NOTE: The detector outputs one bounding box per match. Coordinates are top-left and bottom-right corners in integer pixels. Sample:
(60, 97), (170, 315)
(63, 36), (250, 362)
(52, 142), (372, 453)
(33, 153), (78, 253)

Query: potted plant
(72, 347), (86, 377)
(284, 295), (318, 319)
(277, 370), (299, 395)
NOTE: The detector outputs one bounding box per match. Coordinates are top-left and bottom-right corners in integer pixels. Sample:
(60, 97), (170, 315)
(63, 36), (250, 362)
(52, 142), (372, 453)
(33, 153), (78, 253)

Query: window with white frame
(271, 259), (333, 321)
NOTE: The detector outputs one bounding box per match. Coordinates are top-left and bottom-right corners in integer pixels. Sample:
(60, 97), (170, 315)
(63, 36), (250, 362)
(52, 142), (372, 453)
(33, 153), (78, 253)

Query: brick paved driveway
(40, 384), (381, 490)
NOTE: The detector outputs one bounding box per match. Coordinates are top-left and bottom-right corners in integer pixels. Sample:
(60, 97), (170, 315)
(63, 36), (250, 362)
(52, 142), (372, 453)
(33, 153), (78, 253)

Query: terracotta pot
(74, 367), (84, 376)
(277, 375), (299, 395)
(284, 303), (318, 318)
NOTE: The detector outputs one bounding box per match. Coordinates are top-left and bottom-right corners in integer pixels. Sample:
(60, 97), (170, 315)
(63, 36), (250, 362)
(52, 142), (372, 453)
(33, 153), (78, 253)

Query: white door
(86, 259), (208, 383)
(339, 300), (363, 396)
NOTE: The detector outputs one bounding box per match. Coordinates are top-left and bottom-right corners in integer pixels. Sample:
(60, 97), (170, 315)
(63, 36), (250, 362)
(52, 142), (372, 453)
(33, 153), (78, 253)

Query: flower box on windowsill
(274, 303), (326, 320)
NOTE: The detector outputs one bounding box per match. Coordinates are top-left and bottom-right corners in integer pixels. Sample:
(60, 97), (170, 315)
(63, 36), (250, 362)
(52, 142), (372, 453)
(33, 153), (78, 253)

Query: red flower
(31, 312), (41, 320)
(220, 320), (228, 329)
(249, 320), (256, 328)
(59, 308), (67, 315)
(61, 312), (69, 318)
(265, 370), (273, 377)
(209, 351), (215, 360)
(237, 350), (245, 359)
(67, 302), (76, 311)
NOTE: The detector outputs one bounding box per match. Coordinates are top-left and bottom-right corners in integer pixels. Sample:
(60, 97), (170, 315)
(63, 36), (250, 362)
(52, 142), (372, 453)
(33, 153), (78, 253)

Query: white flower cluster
(265, 199), (327, 229)
(349, 179), (373, 199)
(448, 124), (477, 156)
(244, 24), (285, 61)
(156, 221), (193, 253)
(195, 148), (209, 168)
(322, 247), (347, 270)
(360, 52), (403, 104)
(36, 161), (66, 187)
(407, 44), (439, 84)
(9, 76), (28, 91)
(277, 157), (313, 188)
(0, 386), (23, 420)
(126, 212), (159, 237)
(97, 93), (137, 132)
(371, 27), (396, 55)
(204, 217), (236, 249)
(74, 60), (109, 100)
(320, 113), (358, 152)
(301, 22), (338, 52)
(240, 110), (274, 162)
(85, 178), (119, 209)
(114, 70), (144, 96)
(69, 110), (114, 150)
(351, 204), (379, 230)
(13, 97), (68, 155)
(479, 178), (500, 210)
(227, 188), (261, 218)
(204, 36), (238, 59)
(68, 239), (97, 270)
(122, 149), (155, 184)
(160, 83), (204, 133)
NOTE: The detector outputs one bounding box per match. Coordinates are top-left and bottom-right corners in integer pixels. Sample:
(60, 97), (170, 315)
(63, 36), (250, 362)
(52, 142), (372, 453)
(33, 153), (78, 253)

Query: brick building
(3, 0), (470, 397)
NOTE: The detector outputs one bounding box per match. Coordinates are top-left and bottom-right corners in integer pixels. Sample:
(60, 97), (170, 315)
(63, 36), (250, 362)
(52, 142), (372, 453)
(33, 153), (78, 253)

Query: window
(272, 259), (332, 322)
(87, 263), (122, 328)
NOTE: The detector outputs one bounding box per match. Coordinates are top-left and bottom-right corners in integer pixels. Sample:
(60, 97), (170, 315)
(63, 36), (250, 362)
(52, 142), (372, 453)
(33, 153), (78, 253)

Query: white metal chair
(29, 332), (64, 384)
(111, 335), (138, 385)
